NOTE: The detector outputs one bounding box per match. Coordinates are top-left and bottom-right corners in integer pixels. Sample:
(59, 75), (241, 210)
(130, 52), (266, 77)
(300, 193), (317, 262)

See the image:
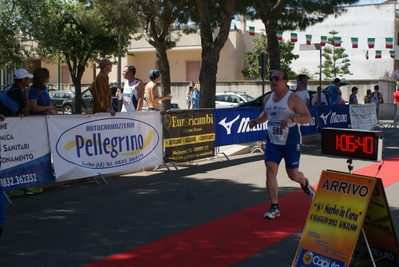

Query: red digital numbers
(335, 134), (374, 154)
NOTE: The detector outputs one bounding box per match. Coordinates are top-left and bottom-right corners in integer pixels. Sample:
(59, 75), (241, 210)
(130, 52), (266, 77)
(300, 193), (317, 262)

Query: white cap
(14, 69), (33, 79)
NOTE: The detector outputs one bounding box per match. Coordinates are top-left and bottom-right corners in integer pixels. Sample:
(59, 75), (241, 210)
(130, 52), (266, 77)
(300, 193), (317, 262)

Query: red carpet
(85, 158), (399, 267)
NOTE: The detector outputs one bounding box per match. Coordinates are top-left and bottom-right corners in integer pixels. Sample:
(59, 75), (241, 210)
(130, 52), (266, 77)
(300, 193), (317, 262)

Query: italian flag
(291, 32), (298, 42)
(365, 50), (369, 60)
(368, 38), (375, 48)
(334, 36), (341, 47)
(386, 37), (394, 49)
(276, 31), (283, 41)
(390, 50), (395, 59)
(320, 36), (327, 47)
(375, 50), (382, 59)
(351, 37), (358, 48)
(249, 26), (255, 36)
(306, 34), (312, 45)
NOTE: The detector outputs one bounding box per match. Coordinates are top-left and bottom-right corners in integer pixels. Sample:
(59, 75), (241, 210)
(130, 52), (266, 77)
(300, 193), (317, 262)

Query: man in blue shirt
(328, 78), (342, 105)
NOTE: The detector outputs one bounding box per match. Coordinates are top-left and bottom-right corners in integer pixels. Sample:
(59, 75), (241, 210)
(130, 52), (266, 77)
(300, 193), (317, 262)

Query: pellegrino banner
(47, 112), (163, 181)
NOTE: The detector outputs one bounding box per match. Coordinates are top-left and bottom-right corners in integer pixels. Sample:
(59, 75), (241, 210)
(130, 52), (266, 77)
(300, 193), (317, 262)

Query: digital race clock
(321, 128), (383, 161)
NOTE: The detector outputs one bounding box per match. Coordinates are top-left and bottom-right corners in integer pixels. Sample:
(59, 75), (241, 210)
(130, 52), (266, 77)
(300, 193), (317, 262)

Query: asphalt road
(1, 127), (398, 267)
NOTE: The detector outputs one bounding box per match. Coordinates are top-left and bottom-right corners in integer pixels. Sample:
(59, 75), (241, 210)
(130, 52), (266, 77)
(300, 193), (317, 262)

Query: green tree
(0, 0), (30, 69)
(246, 0), (358, 71)
(242, 37), (298, 80)
(279, 41), (299, 79)
(133, 0), (193, 111)
(319, 30), (351, 79)
(17, 0), (136, 113)
(242, 35), (268, 80)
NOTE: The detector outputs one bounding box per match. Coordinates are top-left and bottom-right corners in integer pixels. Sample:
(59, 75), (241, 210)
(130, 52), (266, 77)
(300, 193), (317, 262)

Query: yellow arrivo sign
(293, 170), (399, 267)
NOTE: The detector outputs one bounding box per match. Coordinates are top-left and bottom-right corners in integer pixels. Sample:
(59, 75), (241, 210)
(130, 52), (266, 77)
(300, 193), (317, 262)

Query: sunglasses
(269, 76), (281, 82)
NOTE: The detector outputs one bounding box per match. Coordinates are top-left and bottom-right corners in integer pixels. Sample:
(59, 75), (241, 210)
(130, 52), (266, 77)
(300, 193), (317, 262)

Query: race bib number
(268, 123), (289, 145)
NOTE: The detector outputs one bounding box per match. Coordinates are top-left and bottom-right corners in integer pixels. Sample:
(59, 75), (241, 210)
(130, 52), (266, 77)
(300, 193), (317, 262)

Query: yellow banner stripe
(164, 134), (215, 148)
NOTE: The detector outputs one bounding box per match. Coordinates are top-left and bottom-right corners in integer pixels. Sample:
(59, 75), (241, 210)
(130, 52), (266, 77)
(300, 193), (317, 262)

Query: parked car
(50, 91), (75, 111)
(51, 89), (93, 114)
(215, 91), (254, 108)
(237, 89), (321, 107)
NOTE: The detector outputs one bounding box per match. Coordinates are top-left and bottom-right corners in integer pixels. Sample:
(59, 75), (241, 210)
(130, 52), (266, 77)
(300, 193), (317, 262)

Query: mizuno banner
(317, 105), (349, 131)
(214, 107), (266, 146)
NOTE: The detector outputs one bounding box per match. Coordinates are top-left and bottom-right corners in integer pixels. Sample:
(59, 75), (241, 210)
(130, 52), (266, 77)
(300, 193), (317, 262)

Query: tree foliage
(319, 30), (351, 79)
(135, 0), (194, 111)
(246, 0), (358, 72)
(242, 37), (298, 80)
(0, 0), (30, 69)
(16, 0), (135, 113)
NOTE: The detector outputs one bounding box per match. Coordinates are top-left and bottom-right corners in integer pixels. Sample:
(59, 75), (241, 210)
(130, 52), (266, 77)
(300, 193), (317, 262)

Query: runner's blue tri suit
(264, 91), (302, 169)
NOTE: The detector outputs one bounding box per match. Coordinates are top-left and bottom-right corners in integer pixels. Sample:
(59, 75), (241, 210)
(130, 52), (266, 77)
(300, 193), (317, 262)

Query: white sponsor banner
(349, 103), (377, 130)
(0, 116), (53, 190)
(47, 112), (163, 181)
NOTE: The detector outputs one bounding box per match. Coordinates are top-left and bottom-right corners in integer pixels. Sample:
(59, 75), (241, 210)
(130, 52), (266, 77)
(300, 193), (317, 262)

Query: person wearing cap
(0, 69), (32, 116)
(119, 65), (144, 112)
(327, 78), (342, 105)
(145, 69), (172, 111)
(89, 58), (116, 116)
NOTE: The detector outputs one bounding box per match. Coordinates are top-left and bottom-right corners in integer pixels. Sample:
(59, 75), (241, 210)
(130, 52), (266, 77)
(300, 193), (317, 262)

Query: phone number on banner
(0, 173), (38, 187)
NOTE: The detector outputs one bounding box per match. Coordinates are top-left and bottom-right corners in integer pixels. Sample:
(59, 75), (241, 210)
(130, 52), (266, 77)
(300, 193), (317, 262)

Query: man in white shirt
(119, 65), (144, 112)
(311, 86), (328, 106)
(295, 83), (310, 105)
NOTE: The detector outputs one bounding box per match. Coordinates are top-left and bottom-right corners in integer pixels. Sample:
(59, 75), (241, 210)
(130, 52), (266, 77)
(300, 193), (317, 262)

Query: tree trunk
(264, 21), (281, 72)
(195, 0), (235, 108)
(156, 46), (171, 111)
(68, 60), (86, 114)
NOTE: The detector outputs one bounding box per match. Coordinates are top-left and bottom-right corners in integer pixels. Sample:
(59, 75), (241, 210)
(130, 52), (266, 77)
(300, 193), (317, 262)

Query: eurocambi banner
(47, 113), (163, 181)
(0, 117), (54, 190)
(162, 109), (215, 162)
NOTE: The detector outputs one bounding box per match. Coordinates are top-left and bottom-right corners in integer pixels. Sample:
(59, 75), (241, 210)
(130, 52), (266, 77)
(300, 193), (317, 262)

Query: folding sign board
(292, 170), (399, 267)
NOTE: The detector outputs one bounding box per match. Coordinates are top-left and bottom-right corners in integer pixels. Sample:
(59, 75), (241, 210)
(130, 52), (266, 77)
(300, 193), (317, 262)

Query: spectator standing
(186, 86), (193, 109)
(28, 68), (57, 115)
(248, 69), (315, 219)
(295, 83), (310, 105)
(328, 78), (342, 105)
(349, 87), (358, 104)
(145, 69), (172, 111)
(370, 85), (384, 117)
(119, 65), (144, 112)
(311, 86), (327, 106)
(364, 89), (372, 104)
(192, 87), (200, 109)
(393, 87), (399, 115)
(0, 69), (31, 116)
(89, 58), (116, 116)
